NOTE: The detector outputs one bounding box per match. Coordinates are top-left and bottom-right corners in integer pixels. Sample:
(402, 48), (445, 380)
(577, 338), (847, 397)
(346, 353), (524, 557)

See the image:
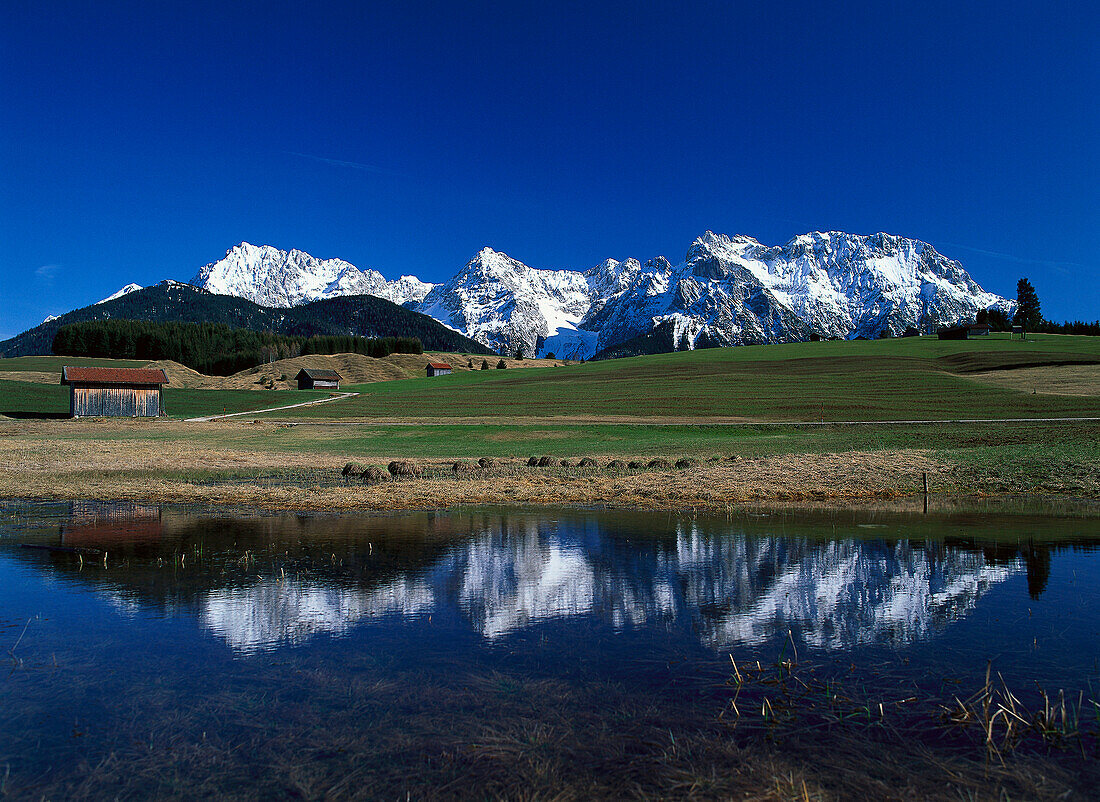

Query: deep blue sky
(2, 0), (1097, 339)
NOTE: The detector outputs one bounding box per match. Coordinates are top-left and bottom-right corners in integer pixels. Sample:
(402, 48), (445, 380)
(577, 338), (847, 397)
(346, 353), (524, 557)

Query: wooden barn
(61, 366), (169, 418)
(296, 368), (342, 390)
(426, 362), (452, 377)
(937, 325), (971, 340)
(937, 323), (992, 340)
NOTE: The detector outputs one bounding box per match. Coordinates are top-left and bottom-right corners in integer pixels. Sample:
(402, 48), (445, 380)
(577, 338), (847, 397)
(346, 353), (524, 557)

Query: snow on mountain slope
(96, 282), (143, 305)
(191, 242), (434, 308)
(417, 232), (1012, 358)
(416, 247), (594, 358)
(85, 232), (1009, 360)
(685, 231), (1012, 341)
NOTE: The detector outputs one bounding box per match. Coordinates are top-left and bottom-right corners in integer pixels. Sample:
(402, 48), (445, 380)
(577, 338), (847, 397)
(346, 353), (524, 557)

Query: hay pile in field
(387, 460), (422, 478)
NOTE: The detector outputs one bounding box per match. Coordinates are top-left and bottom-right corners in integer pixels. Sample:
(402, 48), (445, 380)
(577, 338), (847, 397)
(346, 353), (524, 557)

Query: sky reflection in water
(2, 500), (1099, 797)
(2, 501), (1094, 669)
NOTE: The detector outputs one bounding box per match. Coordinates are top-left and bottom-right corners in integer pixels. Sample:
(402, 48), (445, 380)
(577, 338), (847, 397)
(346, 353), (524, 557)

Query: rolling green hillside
(271, 334), (1100, 422)
(1, 334), (1096, 422)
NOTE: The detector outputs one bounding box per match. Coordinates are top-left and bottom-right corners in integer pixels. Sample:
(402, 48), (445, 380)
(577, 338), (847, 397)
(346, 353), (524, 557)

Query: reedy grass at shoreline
(0, 418), (1096, 513)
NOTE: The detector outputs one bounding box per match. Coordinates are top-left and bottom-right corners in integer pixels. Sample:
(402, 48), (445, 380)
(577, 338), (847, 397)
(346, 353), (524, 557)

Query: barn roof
(61, 366), (169, 386)
(427, 362), (452, 370)
(295, 368), (342, 380)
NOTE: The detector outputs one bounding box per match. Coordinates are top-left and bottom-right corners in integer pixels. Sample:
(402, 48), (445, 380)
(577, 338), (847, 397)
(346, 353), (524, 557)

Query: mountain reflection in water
(197, 525), (1018, 652)
(4, 503), (1058, 655)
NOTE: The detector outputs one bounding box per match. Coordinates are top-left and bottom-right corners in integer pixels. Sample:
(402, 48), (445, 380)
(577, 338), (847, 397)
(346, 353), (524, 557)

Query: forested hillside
(52, 320), (425, 375)
(0, 282), (492, 357)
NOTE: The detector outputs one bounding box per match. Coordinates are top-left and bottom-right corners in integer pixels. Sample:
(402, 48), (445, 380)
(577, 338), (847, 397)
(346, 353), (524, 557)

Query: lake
(1, 499), (1098, 799)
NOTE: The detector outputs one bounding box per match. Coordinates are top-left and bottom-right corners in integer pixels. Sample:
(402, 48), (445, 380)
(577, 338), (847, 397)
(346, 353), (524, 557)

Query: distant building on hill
(426, 362), (452, 377)
(296, 368), (342, 390)
(61, 366), (169, 418)
(937, 325), (969, 340)
(937, 323), (992, 340)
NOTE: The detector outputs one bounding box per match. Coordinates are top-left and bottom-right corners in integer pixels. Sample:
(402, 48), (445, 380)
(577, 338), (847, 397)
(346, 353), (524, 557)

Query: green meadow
(0, 334), (1097, 422)
(278, 334), (1100, 422)
(0, 355), (149, 372)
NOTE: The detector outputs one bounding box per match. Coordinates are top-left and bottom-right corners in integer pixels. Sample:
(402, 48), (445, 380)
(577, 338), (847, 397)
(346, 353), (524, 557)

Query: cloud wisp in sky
(34, 264), (59, 282)
(282, 151), (404, 178)
(938, 243), (1080, 275)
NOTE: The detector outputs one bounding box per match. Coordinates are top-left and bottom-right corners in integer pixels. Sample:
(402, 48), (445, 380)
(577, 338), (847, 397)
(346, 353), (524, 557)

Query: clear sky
(2, 0), (1097, 339)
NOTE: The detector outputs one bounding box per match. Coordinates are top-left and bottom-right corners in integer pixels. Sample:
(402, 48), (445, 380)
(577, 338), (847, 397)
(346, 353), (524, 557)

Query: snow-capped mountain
(96, 282), (143, 305)
(190, 242), (434, 308)
(416, 247), (598, 359)
(75, 232), (1010, 360)
(412, 232), (1012, 358)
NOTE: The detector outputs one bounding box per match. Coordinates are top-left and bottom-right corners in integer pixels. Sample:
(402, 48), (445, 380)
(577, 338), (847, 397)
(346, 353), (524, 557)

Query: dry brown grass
(0, 370), (59, 384)
(964, 364), (1100, 397)
(0, 420), (946, 511)
(156, 351), (571, 391)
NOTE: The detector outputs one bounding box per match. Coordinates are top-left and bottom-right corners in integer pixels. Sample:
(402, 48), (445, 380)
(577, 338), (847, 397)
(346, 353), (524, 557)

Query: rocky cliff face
(191, 242), (433, 308)
(105, 232), (1012, 359)
(414, 232), (1012, 358)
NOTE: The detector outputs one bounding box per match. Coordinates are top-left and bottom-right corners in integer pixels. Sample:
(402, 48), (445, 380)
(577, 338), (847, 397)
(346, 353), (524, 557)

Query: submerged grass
(3, 649), (1090, 801)
(4, 504), (1098, 799)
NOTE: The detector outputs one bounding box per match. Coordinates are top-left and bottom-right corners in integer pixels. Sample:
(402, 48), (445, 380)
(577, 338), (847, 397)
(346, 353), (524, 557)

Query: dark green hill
(0, 283), (493, 357)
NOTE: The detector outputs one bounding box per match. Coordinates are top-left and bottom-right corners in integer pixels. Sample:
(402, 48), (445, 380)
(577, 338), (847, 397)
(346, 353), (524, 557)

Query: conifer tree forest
(52, 320), (422, 375)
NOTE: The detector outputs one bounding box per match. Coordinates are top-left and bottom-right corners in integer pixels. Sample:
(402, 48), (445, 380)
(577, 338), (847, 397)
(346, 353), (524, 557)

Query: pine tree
(1014, 278), (1042, 332)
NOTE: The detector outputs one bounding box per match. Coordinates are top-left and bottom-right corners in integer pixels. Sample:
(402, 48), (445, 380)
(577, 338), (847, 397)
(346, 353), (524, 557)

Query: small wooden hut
(296, 368), (342, 390)
(426, 362), (452, 377)
(61, 366), (169, 418)
(937, 325), (970, 340)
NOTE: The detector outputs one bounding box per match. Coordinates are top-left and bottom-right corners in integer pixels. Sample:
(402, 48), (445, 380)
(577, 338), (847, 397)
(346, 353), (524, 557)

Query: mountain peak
(192, 244), (433, 308)
(95, 282), (144, 305)
(67, 229), (1009, 365)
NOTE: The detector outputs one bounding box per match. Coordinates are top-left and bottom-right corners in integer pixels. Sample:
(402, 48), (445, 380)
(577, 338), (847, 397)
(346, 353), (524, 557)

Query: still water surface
(1, 500), (1098, 797)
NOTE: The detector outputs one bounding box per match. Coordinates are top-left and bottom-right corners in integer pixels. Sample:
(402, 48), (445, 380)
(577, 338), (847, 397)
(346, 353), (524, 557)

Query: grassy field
(0, 417), (1096, 511)
(0, 355), (149, 372)
(0, 334), (1097, 422)
(275, 334), (1100, 421)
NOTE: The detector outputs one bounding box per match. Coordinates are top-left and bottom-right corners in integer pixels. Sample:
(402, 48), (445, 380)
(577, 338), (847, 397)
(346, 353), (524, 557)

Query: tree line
(52, 320), (422, 375)
(1010, 278), (1099, 335)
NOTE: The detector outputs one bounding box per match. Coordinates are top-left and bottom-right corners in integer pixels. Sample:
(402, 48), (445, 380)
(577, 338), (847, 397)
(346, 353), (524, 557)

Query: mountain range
(9, 231), (1013, 359)
(0, 281), (490, 358)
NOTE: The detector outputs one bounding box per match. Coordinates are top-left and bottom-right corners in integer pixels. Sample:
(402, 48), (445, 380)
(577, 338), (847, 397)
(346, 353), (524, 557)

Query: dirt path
(185, 392), (359, 422)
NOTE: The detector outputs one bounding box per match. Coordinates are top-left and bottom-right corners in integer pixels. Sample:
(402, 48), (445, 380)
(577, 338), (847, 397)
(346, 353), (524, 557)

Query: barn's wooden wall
(70, 386), (161, 417)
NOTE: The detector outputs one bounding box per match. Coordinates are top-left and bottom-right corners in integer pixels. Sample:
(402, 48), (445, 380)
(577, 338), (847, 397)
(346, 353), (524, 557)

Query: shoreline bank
(3, 450), (1097, 516)
(2, 417), (1096, 514)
